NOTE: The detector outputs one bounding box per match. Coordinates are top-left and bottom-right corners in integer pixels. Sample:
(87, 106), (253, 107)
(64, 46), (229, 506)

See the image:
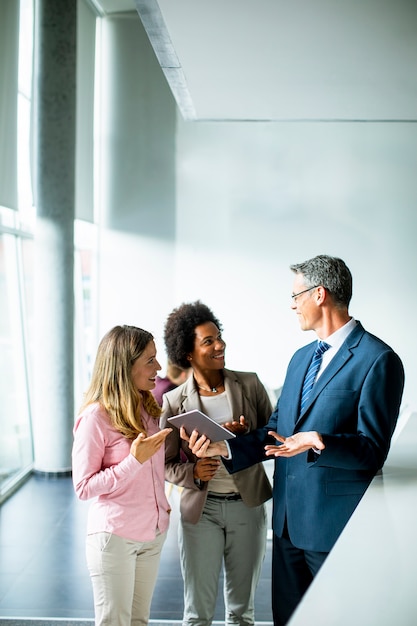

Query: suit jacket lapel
(178, 376), (201, 413)
(295, 322), (364, 427)
(223, 370), (244, 419)
(291, 345), (316, 426)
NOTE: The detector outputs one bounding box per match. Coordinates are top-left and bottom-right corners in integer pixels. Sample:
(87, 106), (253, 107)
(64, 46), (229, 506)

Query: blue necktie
(300, 341), (330, 414)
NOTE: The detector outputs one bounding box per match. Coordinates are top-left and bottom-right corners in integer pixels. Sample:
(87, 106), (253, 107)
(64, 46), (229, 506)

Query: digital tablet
(167, 409), (236, 442)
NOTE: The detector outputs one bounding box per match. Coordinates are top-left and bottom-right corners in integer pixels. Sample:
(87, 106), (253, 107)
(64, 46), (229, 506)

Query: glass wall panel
(21, 234), (35, 402)
(74, 219), (98, 408)
(0, 231), (33, 502)
(0, 0), (100, 502)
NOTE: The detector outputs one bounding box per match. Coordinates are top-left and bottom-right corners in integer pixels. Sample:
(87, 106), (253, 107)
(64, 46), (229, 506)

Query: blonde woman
(72, 325), (172, 626)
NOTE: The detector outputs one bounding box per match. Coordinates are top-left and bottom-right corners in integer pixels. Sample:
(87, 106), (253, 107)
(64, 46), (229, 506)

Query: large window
(0, 0), (99, 502)
(0, 0), (35, 501)
(74, 219), (98, 407)
(0, 213), (34, 502)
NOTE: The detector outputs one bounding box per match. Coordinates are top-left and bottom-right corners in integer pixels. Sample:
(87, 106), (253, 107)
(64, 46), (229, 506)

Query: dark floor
(0, 474), (273, 625)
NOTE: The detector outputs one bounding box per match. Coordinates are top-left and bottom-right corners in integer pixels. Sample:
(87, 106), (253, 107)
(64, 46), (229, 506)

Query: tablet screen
(167, 409), (236, 442)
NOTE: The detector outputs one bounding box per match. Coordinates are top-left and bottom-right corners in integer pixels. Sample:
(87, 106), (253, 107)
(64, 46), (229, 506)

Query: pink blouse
(72, 402), (170, 542)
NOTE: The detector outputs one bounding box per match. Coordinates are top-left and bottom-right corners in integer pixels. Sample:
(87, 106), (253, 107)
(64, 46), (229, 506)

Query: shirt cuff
(223, 441), (232, 459)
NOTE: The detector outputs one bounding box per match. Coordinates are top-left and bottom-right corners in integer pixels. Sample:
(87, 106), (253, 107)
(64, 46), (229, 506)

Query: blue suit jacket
(225, 322), (404, 552)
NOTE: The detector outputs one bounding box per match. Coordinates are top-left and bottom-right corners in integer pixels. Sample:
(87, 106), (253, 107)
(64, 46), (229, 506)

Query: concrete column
(32, 0), (76, 473)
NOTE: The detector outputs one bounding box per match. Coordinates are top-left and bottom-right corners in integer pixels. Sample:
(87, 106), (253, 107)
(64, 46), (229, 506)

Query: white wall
(173, 118), (417, 409)
(96, 13), (416, 409)
(96, 13), (177, 370)
(98, 228), (176, 357)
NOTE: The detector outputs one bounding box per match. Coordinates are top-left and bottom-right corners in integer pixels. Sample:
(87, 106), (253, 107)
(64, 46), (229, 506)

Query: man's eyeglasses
(291, 285), (320, 301)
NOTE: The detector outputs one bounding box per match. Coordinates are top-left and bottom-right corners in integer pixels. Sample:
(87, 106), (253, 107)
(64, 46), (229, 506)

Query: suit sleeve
(223, 398), (279, 473)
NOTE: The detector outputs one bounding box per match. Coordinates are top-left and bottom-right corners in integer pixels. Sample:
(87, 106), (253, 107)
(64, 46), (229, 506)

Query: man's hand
(130, 428), (172, 464)
(264, 431), (325, 457)
(193, 458), (221, 481)
(180, 426), (229, 458)
(223, 415), (248, 436)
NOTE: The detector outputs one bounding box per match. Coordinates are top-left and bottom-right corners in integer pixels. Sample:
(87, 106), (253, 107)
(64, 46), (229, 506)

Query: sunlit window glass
(0, 233), (33, 502)
(17, 0), (34, 218)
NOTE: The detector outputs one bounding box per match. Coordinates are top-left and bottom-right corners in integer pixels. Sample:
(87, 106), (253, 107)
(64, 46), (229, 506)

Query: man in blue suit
(183, 255), (405, 625)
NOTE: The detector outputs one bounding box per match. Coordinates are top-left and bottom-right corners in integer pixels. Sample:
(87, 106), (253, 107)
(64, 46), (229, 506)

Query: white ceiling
(94, 0), (417, 122)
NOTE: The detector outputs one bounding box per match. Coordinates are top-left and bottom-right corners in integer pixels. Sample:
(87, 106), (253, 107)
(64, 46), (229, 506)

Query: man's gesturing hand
(265, 431), (325, 457)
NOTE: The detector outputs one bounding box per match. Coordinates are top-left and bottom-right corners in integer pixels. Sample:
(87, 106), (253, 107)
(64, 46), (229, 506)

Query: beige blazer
(160, 368), (273, 524)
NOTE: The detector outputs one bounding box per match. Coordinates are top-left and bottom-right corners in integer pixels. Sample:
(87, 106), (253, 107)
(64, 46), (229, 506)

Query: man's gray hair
(290, 255), (352, 308)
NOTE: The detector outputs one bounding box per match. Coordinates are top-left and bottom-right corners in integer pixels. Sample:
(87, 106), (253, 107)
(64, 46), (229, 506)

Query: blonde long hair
(80, 325), (161, 438)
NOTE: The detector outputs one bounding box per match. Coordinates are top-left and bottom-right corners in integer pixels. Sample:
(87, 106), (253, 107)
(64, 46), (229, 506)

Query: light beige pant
(86, 530), (167, 626)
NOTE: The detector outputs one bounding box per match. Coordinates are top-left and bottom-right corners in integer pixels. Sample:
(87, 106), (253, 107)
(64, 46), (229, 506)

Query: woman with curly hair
(160, 301), (273, 626)
(72, 325), (172, 626)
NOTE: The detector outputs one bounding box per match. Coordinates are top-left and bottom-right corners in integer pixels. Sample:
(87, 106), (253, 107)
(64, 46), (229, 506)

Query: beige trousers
(86, 530), (167, 625)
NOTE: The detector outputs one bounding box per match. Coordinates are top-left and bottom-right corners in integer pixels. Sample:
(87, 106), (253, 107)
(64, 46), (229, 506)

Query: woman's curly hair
(164, 301), (223, 369)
